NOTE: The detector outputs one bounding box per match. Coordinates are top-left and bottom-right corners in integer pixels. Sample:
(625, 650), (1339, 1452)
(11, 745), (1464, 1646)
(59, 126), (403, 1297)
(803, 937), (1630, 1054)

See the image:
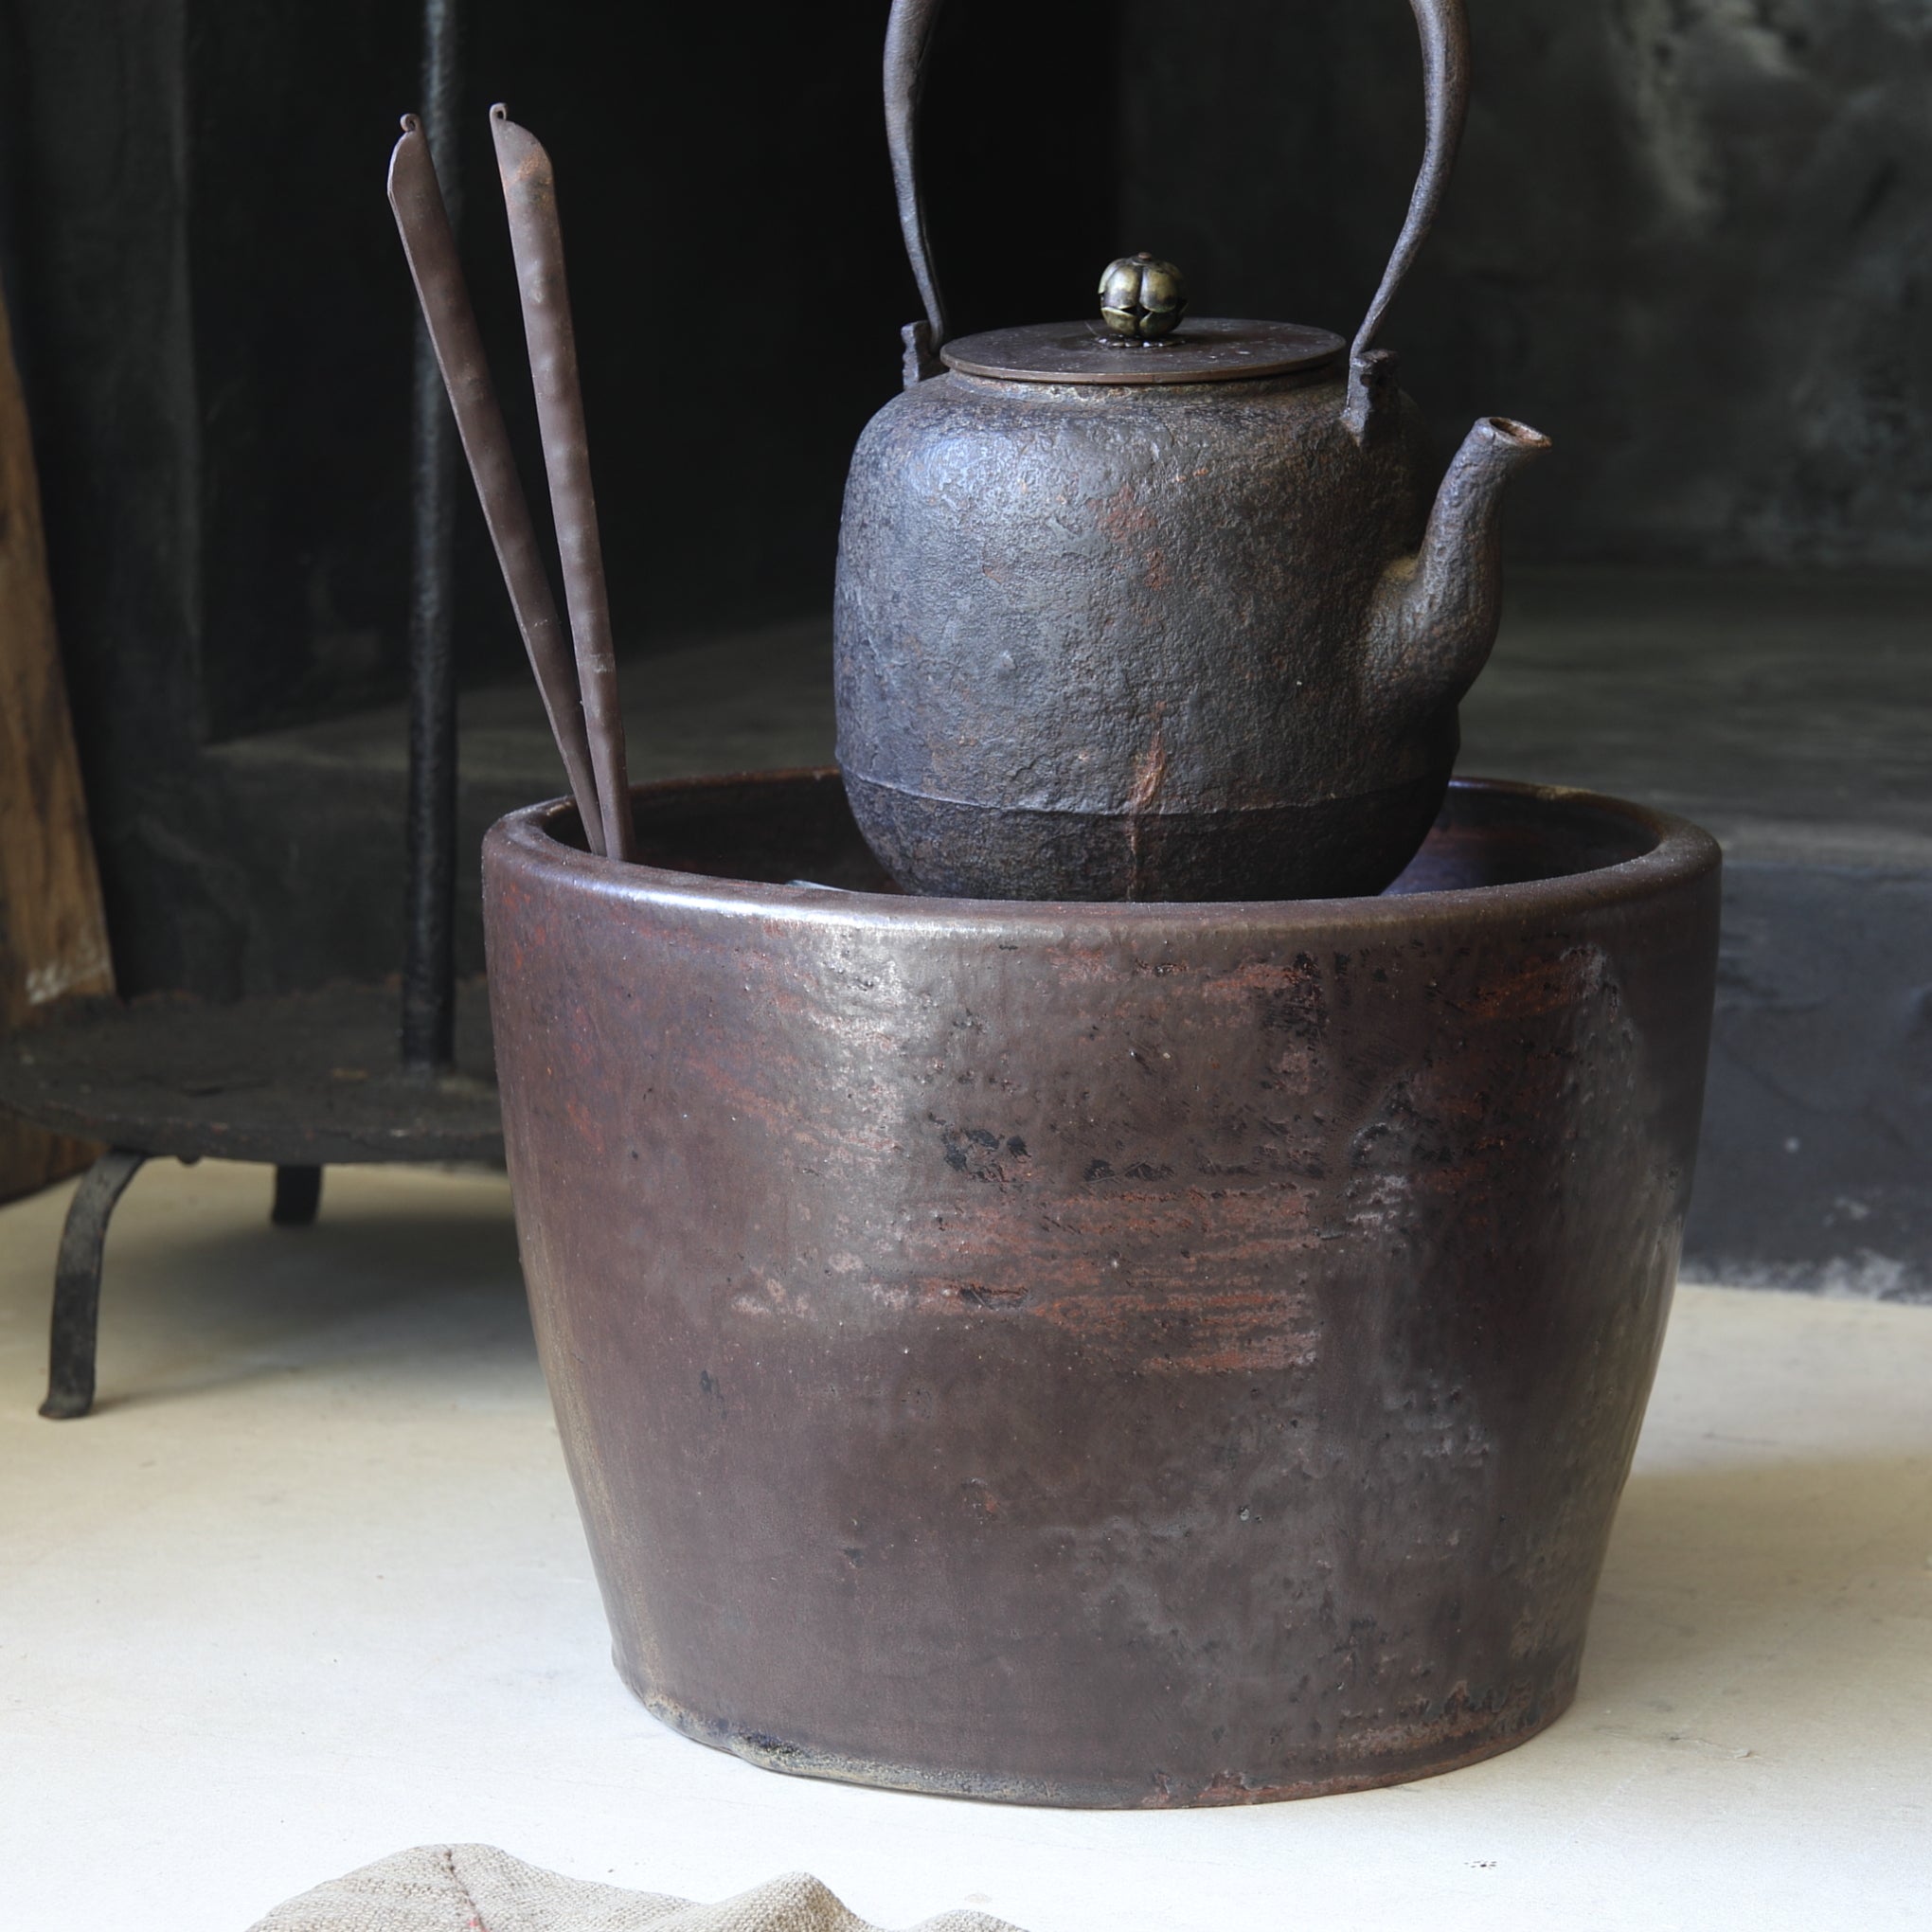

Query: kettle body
(837, 365), (1447, 901)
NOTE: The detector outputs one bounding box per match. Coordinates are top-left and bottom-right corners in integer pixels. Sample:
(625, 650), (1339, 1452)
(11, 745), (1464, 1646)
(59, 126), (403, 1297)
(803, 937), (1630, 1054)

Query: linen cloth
(250, 1845), (1027, 1932)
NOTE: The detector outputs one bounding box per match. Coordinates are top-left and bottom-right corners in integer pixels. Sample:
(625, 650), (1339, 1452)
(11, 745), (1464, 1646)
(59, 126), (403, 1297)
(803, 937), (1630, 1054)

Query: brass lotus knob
(1099, 253), (1188, 341)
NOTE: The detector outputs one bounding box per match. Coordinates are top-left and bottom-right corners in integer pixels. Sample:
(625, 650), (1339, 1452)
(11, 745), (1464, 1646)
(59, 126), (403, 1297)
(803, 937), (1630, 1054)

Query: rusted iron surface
(843, 0), (1542, 903)
(484, 770), (1720, 1806)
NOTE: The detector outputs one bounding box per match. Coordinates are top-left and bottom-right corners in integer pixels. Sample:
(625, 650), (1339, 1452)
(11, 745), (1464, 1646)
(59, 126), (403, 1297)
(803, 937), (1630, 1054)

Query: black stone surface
(1118, 0), (1932, 570)
(0, 983), (500, 1167)
(1460, 569), (1932, 1301)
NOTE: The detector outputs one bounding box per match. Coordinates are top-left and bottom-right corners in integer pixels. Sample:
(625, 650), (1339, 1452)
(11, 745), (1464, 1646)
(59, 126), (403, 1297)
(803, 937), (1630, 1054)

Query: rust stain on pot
(1029, 1286), (1318, 1375)
(910, 1276), (1317, 1376)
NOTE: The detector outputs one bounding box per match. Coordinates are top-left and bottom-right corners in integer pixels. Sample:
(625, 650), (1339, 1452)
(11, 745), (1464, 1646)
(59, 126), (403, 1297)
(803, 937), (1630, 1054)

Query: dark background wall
(1119, 0), (1932, 565)
(185, 0), (1122, 742)
(0, 0), (1928, 996)
(0, 0), (1118, 990)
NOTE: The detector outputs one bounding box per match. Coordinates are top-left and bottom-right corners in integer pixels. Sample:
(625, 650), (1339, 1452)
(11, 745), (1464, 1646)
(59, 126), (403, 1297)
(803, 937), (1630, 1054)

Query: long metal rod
(400, 0), (463, 1073)
(388, 120), (605, 857)
(491, 105), (634, 862)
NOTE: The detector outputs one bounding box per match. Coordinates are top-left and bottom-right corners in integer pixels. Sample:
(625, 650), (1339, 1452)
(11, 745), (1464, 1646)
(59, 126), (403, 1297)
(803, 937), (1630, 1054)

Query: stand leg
(41, 1147), (148, 1421)
(271, 1164), (322, 1228)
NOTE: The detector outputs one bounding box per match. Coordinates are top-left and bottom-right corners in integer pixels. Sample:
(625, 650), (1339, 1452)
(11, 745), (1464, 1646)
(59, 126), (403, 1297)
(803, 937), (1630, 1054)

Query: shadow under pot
(482, 769), (1721, 1808)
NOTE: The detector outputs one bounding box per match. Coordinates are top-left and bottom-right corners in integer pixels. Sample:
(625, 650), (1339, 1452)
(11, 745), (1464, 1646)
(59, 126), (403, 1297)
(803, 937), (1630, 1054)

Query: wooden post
(0, 281), (115, 1201)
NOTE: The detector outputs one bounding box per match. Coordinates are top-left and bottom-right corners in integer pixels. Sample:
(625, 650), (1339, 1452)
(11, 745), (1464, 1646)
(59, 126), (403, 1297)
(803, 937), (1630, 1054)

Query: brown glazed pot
(483, 771), (1720, 1807)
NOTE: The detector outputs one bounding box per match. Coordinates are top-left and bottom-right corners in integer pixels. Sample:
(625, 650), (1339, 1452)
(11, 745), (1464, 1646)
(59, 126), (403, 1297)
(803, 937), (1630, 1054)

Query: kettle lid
(939, 252), (1341, 386)
(941, 315), (1344, 387)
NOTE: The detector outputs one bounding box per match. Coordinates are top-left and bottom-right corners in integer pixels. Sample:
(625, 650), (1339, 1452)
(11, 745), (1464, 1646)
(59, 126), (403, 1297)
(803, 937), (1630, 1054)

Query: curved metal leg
(40, 1147), (148, 1420)
(271, 1164), (322, 1227)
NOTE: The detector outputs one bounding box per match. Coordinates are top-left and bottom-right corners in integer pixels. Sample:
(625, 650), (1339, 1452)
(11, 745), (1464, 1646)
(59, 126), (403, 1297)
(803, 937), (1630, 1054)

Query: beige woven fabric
(249, 1845), (1027, 1932)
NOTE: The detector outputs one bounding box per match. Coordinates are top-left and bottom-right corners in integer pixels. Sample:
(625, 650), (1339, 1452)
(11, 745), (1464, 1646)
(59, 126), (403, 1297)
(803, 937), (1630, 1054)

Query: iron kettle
(835, 0), (1548, 903)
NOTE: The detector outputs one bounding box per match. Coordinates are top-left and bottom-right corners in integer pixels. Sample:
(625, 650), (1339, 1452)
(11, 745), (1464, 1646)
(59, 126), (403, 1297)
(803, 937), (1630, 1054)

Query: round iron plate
(940, 316), (1346, 386)
(0, 981), (501, 1166)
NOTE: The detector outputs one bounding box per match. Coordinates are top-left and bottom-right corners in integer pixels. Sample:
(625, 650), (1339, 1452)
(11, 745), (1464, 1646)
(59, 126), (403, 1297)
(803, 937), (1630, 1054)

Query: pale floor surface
(2, 1160), (1928, 1932)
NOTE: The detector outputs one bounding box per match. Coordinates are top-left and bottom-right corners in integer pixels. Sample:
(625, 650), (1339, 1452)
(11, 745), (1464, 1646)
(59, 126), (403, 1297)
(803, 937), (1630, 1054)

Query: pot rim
(487, 770), (1721, 938)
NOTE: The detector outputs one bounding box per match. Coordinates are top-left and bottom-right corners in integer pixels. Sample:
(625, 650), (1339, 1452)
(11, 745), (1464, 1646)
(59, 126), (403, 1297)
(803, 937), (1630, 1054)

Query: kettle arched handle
(885, 0), (1471, 424)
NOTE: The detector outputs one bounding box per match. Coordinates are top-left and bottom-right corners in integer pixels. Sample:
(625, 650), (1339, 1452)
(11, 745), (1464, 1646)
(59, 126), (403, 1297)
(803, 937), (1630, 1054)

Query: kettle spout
(1368, 416), (1550, 711)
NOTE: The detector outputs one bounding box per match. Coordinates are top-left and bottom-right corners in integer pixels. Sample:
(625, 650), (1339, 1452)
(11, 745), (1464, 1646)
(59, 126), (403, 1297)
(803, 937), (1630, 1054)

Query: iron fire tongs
(387, 107), (634, 862)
